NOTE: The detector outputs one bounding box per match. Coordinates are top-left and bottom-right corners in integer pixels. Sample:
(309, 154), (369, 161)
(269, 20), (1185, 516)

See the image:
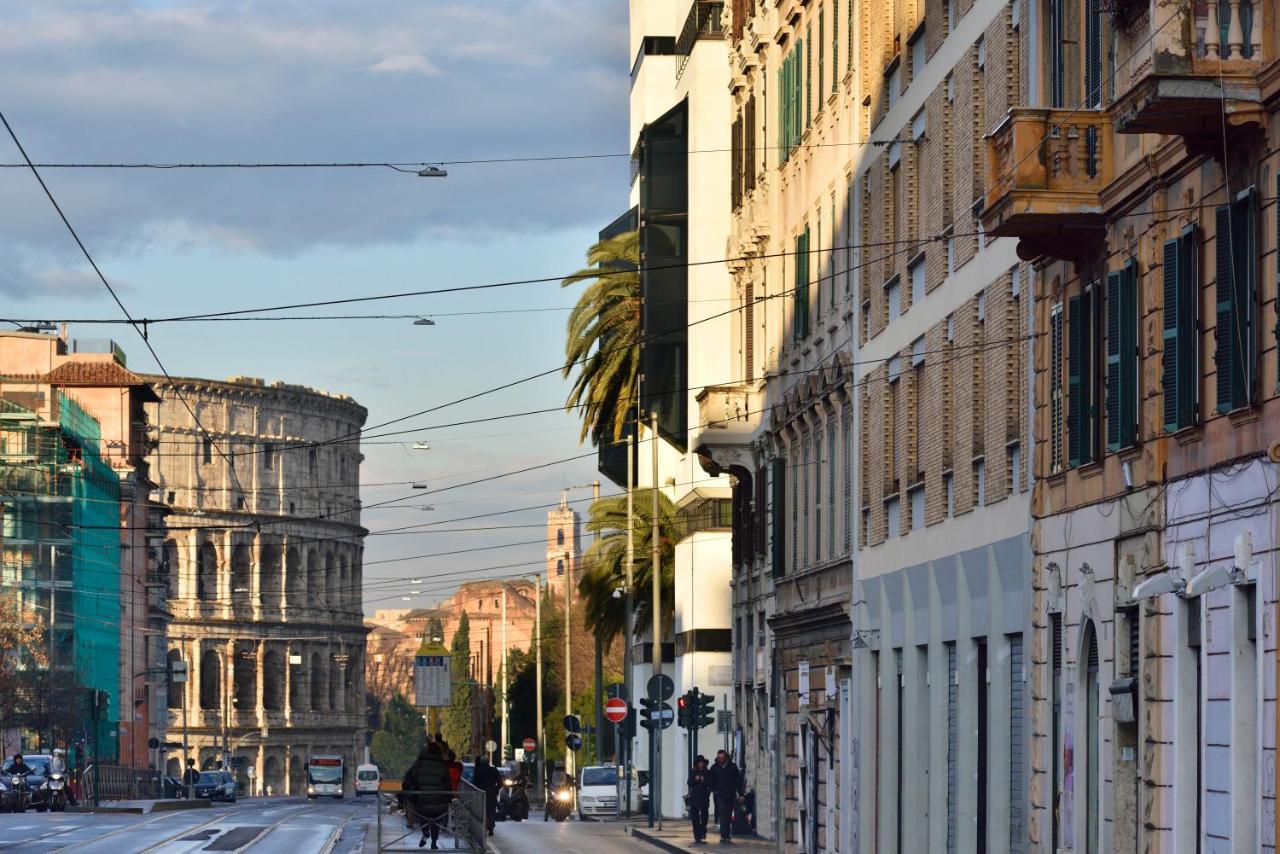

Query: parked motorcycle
(495, 776), (529, 822)
(545, 782), (574, 822)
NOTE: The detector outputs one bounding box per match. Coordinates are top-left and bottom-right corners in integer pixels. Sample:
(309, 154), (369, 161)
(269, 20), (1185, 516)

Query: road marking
(51, 809), (226, 853)
(228, 803), (326, 853)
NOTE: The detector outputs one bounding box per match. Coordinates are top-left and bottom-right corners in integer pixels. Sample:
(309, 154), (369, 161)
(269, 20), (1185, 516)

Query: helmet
(53, 749), (65, 755)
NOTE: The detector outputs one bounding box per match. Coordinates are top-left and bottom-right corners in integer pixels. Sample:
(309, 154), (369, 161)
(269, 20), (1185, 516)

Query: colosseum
(144, 374), (369, 796)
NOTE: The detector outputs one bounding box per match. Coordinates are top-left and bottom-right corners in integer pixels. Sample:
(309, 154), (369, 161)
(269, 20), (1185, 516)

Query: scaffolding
(0, 393), (121, 757)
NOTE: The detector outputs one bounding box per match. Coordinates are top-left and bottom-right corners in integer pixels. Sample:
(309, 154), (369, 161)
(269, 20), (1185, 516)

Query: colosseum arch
(330, 658), (343, 712)
(164, 539), (180, 600)
(308, 551), (325, 609)
(233, 647), (255, 711)
(336, 554), (349, 613)
(197, 539), (218, 602)
(324, 553), (337, 610)
(230, 542), (252, 609)
(285, 545), (304, 603)
(260, 542), (283, 610)
(200, 649), (221, 710)
(263, 755), (283, 796)
(289, 653), (307, 710)
(310, 652), (325, 711)
(262, 648), (283, 711)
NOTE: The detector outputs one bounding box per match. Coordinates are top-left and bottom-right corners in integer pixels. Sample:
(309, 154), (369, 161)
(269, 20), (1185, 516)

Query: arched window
(260, 542), (283, 610)
(233, 648), (255, 710)
(557, 529), (564, 545)
(309, 552), (325, 608)
(200, 650), (221, 710)
(164, 539), (180, 600)
(286, 546), (303, 599)
(231, 543), (251, 608)
(166, 648), (184, 709)
(289, 652), (306, 711)
(311, 653), (325, 711)
(556, 560), (564, 576)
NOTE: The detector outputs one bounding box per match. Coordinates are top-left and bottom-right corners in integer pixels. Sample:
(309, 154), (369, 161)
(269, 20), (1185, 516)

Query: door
(1084, 623), (1100, 854)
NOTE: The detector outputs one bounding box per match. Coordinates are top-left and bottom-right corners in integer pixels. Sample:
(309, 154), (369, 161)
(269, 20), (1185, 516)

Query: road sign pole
(649, 411), (662, 830)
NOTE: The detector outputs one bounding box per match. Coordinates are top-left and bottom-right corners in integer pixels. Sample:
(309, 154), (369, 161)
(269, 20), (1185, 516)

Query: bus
(306, 755), (345, 799)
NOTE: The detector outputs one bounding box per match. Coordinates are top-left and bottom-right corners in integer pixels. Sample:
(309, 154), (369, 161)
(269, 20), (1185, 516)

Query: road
(0, 798), (656, 854)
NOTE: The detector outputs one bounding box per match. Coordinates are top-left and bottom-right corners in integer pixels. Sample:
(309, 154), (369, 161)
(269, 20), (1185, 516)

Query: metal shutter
(1067, 295), (1084, 466)
(946, 641), (958, 854)
(1008, 634), (1025, 853)
(770, 458), (785, 577)
(1106, 270), (1123, 450)
(1162, 238), (1181, 431)
(1215, 204), (1238, 412)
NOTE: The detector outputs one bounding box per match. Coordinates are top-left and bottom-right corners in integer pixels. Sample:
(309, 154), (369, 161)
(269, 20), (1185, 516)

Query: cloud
(369, 53), (441, 76)
(0, 0), (629, 266)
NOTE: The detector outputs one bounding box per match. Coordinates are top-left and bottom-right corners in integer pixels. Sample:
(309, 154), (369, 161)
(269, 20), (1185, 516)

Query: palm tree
(576, 490), (685, 649)
(561, 230), (640, 446)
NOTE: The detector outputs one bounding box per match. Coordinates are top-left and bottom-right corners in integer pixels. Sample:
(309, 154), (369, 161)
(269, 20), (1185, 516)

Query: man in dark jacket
(686, 757), (711, 843)
(707, 750), (743, 843)
(471, 756), (501, 836)
(403, 742), (453, 849)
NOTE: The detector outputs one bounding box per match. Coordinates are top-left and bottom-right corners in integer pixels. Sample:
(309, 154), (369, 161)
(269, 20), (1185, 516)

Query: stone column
(255, 640), (265, 728)
(251, 533), (262, 623)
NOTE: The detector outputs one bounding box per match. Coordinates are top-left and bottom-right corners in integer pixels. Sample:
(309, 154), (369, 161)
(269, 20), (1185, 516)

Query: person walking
(707, 750), (743, 844)
(403, 742), (453, 850)
(472, 756), (501, 836)
(687, 756), (711, 843)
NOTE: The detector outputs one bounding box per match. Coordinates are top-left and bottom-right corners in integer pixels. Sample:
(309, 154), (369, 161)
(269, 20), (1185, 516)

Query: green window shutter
(818, 8), (824, 99)
(1120, 259), (1139, 447)
(771, 457), (786, 578)
(1215, 204), (1236, 412)
(1161, 238), (1181, 432)
(802, 227), (811, 337)
(832, 0), (839, 92)
(805, 29), (812, 128)
(1176, 227), (1199, 427)
(1106, 271), (1122, 450)
(1067, 294), (1084, 467)
(1234, 188), (1257, 404)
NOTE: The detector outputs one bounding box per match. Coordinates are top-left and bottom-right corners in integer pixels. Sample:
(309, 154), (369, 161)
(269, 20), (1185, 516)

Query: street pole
(501, 587), (508, 762)
(182, 646), (192, 798)
(650, 410), (663, 830)
(564, 546), (574, 786)
(623, 427), (635, 817)
(535, 572), (544, 802)
(590, 480), (603, 766)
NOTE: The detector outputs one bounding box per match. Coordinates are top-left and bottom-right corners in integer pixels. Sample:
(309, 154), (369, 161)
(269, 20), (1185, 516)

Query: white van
(354, 764), (380, 795)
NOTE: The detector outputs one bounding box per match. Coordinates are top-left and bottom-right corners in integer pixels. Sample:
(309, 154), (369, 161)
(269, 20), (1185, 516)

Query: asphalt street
(0, 799), (657, 854)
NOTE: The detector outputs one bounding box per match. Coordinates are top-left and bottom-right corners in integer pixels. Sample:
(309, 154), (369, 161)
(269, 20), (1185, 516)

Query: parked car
(192, 770), (237, 803)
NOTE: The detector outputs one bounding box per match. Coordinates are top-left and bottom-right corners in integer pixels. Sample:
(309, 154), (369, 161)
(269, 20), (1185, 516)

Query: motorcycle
(495, 776), (529, 822)
(2, 772), (32, 814)
(46, 772), (69, 812)
(545, 783), (574, 822)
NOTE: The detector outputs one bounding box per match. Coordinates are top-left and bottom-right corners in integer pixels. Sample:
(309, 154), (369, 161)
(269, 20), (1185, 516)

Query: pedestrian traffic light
(677, 691), (692, 729)
(639, 697), (657, 731)
(694, 690), (715, 730)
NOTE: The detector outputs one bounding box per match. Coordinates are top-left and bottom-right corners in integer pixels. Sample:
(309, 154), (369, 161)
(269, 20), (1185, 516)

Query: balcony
(675, 1), (726, 79)
(693, 384), (759, 476)
(1111, 0), (1266, 145)
(982, 108), (1113, 261)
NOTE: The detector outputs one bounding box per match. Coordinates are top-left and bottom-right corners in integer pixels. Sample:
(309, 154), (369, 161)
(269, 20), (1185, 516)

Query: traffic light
(677, 691), (692, 729)
(639, 697), (657, 731)
(694, 689), (715, 730)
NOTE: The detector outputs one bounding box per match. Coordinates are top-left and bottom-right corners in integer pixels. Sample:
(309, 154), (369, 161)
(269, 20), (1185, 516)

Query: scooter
(47, 773), (69, 811)
(496, 777), (529, 822)
(545, 783), (574, 822)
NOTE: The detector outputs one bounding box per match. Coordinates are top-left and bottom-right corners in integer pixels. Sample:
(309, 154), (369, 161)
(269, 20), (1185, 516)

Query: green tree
(561, 229), (640, 446)
(441, 613), (473, 754)
(577, 490), (685, 647)
(370, 692), (426, 780)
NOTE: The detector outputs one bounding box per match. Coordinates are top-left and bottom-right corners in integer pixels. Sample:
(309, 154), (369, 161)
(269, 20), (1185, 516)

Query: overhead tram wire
(0, 109), (251, 503)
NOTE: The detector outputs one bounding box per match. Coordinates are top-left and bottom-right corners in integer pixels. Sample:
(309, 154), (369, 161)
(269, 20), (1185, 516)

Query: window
(831, 0), (839, 92)
(556, 559), (564, 576)
(791, 446), (800, 570)
(976, 36), (986, 70)
(974, 458), (986, 507)
(911, 336), (926, 367)
(910, 29), (926, 80)
(807, 24), (814, 126)
(771, 457), (786, 578)
(1050, 303), (1065, 471)
(794, 228), (812, 340)
(779, 41), (805, 159)
(262, 442), (276, 471)
(888, 140), (902, 169)
(863, 300), (872, 341)
(887, 276), (902, 321)
(557, 528), (564, 546)
(202, 438), (212, 465)
(910, 256), (926, 306)
(802, 436), (811, 566)
(1162, 226), (1200, 431)
(843, 406), (853, 553)
(814, 428), (823, 563)
(886, 495), (901, 538)
(1106, 259), (1140, 450)
(976, 291), (987, 322)
(1214, 189), (1258, 412)
(909, 485), (924, 531)
(817, 9), (824, 103)
(943, 471), (954, 517)
(945, 0), (953, 32)
(1009, 442), (1022, 494)
(1068, 282), (1103, 466)
(828, 423), (838, 557)
(887, 62), (901, 109)
(945, 73), (954, 102)
(911, 109), (926, 142)
(308, 447), (317, 474)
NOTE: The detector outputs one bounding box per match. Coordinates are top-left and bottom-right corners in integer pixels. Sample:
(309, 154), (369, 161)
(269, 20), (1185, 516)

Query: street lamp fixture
(411, 483), (429, 490)
(417, 165), (448, 178)
(412, 442), (431, 450)
(413, 317), (436, 326)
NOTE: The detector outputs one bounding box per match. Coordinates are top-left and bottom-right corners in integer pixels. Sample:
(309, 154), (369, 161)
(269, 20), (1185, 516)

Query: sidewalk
(630, 823), (775, 854)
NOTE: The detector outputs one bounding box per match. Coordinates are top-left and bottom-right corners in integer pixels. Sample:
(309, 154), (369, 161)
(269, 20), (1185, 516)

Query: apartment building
(717, 0), (1036, 850)
(980, 0), (1279, 850)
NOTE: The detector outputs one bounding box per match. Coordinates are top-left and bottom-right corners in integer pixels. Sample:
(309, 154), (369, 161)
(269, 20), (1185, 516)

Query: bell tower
(545, 492), (580, 600)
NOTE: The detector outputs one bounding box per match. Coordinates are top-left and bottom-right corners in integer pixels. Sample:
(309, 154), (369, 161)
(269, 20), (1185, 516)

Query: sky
(0, 0), (632, 616)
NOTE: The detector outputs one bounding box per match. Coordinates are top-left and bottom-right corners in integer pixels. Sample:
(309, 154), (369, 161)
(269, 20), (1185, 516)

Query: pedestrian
(687, 756), (711, 843)
(707, 750), (743, 844)
(472, 756), (501, 836)
(403, 742), (453, 850)
(444, 748), (463, 791)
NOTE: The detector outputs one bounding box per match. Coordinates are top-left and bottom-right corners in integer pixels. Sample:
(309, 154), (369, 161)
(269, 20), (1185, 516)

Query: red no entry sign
(604, 697), (628, 724)
(522, 737), (537, 753)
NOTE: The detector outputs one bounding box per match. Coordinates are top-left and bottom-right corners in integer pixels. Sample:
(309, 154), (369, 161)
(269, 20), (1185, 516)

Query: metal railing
(675, 1), (725, 78)
(375, 784), (486, 852)
(84, 764), (164, 802)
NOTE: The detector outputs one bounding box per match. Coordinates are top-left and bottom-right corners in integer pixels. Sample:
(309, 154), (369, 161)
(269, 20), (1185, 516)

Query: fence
(84, 764), (164, 802)
(375, 783), (487, 853)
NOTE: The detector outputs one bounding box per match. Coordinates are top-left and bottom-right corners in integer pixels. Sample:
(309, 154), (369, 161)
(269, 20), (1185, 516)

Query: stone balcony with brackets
(981, 107), (1114, 261)
(693, 384), (761, 477)
(1110, 0), (1267, 150)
